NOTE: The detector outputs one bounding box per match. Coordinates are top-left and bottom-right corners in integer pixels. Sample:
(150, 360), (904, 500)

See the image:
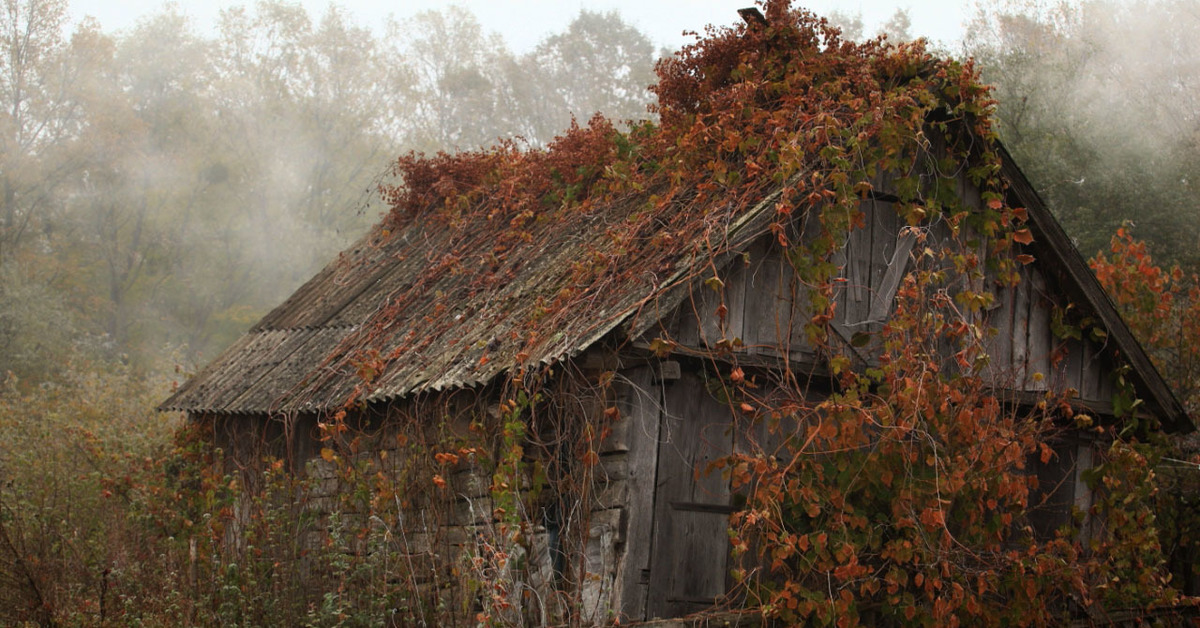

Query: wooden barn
(161, 6), (1191, 625)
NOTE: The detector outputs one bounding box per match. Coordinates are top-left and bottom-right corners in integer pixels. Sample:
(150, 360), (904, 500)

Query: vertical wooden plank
(652, 306), (684, 345)
(845, 205), (874, 326)
(646, 374), (697, 620)
(613, 367), (663, 622)
(867, 201), (898, 322)
(1063, 337), (1085, 397)
(698, 274), (723, 349)
(742, 242), (815, 361)
(725, 254), (749, 346)
(689, 398), (734, 504)
(1012, 269), (1031, 388)
(677, 391), (735, 615)
(1030, 442), (1078, 540)
(958, 170), (985, 213)
(1079, 337), (1096, 401)
(871, 167), (897, 198)
(674, 283), (703, 349)
(787, 249), (816, 360)
(788, 207), (826, 355)
(742, 240), (776, 354)
(955, 169), (990, 359)
(1074, 443), (1095, 545)
(645, 373), (692, 619)
(1095, 357), (1114, 401)
(665, 507), (731, 611)
(830, 230), (850, 331)
(1025, 270), (1051, 391)
(1080, 337), (1105, 402)
(986, 282), (1016, 388)
(690, 257), (747, 350)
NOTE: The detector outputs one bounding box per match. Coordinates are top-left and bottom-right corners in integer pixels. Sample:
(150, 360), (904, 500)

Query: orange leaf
(1012, 229), (1033, 245)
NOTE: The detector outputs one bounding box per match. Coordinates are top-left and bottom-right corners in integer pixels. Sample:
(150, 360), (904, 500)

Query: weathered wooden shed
(161, 6), (1191, 625)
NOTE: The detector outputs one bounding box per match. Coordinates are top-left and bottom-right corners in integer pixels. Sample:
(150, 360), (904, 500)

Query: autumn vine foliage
(364, 0), (1008, 394)
(1091, 225), (1200, 416)
(292, 0), (1187, 625)
(1090, 225), (1200, 595)
(721, 246), (1175, 626)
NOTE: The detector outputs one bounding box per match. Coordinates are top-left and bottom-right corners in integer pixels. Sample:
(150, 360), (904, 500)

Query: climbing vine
(1090, 225), (1200, 598)
(1091, 224), (1200, 416)
(2, 2), (1190, 626)
(200, 1), (1184, 625)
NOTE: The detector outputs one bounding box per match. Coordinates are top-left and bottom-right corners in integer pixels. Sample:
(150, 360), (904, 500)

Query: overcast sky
(68, 1), (973, 52)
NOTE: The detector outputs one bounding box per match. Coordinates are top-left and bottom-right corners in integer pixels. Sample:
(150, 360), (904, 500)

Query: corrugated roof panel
(160, 333), (261, 412)
(161, 330), (297, 412)
(163, 182), (775, 414)
(227, 327), (357, 413)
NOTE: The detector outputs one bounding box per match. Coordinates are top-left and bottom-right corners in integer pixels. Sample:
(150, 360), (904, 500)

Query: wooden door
(645, 371), (736, 619)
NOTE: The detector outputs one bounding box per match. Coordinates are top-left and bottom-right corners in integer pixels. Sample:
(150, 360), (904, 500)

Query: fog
(67, 0), (971, 52)
(968, 0), (1200, 266)
(0, 0), (657, 379)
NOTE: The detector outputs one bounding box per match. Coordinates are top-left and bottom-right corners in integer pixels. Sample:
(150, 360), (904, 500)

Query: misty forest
(3, 0), (1200, 625)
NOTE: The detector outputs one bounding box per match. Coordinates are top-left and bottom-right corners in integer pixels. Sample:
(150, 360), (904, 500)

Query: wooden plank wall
(984, 261), (1115, 404)
(612, 163), (1131, 623)
(671, 240), (817, 363)
(891, 164), (1116, 407)
(664, 183), (1119, 409)
(669, 199), (915, 364)
(609, 360), (814, 622)
(810, 178), (1118, 401)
